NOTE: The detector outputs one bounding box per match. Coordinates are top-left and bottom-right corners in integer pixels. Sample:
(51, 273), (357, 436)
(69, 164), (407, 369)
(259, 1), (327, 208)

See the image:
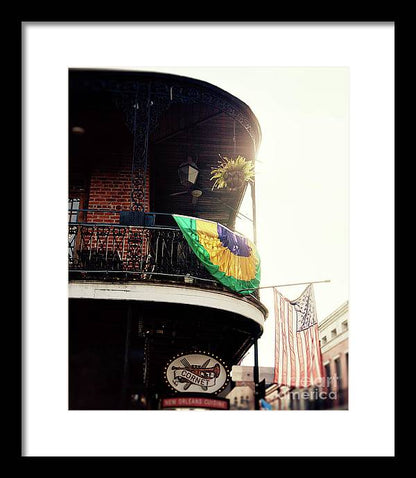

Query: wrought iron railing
(68, 210), (261, 301)
(68, 221), (217, 285)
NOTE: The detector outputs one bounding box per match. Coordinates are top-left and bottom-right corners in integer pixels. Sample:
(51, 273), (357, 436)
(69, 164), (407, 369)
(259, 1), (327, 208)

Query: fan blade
(200, 187), (222, 194)
(170, 191), (189, 196)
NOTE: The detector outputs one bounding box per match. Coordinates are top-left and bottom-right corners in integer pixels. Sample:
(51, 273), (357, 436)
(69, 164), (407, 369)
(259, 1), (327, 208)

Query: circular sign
(164, 352), (230, 395)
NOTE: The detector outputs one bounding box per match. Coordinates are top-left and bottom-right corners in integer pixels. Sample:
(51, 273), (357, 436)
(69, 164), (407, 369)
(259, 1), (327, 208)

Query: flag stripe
(287, 302), (296, 387)
(300, 331), (309, 387)
(304, 326), (312, 387)
(292, 313), (301, 388)
(296, 324), (305, 388)
(310, 328), (316, 386)
(280, 296), (288, 386)
(312, 324), (323, 385)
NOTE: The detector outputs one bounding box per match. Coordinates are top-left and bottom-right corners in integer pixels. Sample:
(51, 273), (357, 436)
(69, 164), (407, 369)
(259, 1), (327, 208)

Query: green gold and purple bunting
(173, 215), (260, 295)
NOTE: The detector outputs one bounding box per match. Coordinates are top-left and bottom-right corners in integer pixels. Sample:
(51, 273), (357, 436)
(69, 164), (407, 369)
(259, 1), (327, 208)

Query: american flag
(273, 284), (324, 388)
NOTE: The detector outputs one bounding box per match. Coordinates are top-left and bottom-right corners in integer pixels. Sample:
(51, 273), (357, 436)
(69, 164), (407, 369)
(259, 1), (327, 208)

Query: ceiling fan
(170, 187), (204, 205)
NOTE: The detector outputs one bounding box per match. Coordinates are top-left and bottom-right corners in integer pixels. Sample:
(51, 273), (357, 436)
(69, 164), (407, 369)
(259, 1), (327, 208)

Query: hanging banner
(173, 214), (260, 295)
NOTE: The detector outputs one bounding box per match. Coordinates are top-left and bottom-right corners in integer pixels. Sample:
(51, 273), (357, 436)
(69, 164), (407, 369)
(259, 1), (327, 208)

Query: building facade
(227, 366), (274, 410)
(319, 301), (349, 409)
(68, 69), (268, 410)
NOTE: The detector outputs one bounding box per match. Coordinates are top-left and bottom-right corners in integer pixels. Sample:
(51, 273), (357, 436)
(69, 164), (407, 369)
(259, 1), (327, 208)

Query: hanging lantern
(178, 156), (199, 187)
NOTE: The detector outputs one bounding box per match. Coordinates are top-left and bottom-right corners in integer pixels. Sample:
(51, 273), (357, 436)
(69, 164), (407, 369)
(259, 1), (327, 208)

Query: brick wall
(75, 156), (152, 267)
(87, 156), (150, 223)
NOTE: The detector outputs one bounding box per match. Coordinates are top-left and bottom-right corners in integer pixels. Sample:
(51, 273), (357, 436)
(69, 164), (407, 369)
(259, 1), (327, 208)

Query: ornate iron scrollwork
(69, 224), (215, 284)
(114, 82), (151, 212)
(152, 82), (258, 146)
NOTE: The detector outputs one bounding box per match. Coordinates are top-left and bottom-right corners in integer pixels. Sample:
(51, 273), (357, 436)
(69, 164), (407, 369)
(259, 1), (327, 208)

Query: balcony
(68, 210), (260, 301)
(68, 69), (264, 308)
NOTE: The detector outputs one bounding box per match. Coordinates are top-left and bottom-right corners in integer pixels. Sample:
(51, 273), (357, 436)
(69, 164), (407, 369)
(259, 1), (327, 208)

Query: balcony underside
(69, 296), (262, 409)
(69, 280), (266, 332)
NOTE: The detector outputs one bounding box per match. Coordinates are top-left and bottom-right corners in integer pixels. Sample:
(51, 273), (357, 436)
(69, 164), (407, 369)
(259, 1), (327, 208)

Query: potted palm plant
(210, 155), (255, 191)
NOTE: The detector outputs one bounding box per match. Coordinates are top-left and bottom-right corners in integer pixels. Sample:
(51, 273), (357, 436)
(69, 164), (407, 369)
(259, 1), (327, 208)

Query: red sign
(161, 396), (229, 410)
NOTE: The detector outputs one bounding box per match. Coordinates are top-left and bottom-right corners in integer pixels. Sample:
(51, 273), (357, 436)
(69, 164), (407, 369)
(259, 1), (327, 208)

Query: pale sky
(131, 66), (349, 367)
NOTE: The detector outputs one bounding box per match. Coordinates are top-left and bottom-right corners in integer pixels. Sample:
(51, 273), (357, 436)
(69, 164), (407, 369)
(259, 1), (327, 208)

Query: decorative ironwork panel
(115, 82), (151, 212)
(111, 227), (128, 269)
(125, 227), (151, 274)
(69, 224), (216, 284)
(70, 75), (257, 142)
(111, 82), (171, 212)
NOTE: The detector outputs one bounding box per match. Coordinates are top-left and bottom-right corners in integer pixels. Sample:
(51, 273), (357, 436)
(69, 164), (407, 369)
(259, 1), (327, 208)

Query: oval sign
(164, 352), (230, 395)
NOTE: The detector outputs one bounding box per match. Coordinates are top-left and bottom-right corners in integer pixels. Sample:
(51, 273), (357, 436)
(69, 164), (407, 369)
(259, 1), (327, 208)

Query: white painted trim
(68, 281), (266, 329)
(321, 331), (348, 354)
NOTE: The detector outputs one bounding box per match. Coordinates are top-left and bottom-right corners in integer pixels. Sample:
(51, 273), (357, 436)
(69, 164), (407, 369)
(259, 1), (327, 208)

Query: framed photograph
(22, 21), (395, 457)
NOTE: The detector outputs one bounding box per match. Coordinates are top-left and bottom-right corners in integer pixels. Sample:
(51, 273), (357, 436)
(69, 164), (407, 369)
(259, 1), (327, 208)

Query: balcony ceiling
(69, 69), (261, 229)
(150, 103), (255, 228)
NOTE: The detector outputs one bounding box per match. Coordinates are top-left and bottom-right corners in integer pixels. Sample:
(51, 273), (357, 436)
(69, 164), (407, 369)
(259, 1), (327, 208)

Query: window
(334, 357), (344, 406)
(331, 328), (337, 339)
(334, 358), (342, 383)
(342, 320), (348, 332)
(324, 363), (331, 390)
(321, 336), (327, 346)
(68, 198), (80, 223)
(68, 198), (81, 261)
